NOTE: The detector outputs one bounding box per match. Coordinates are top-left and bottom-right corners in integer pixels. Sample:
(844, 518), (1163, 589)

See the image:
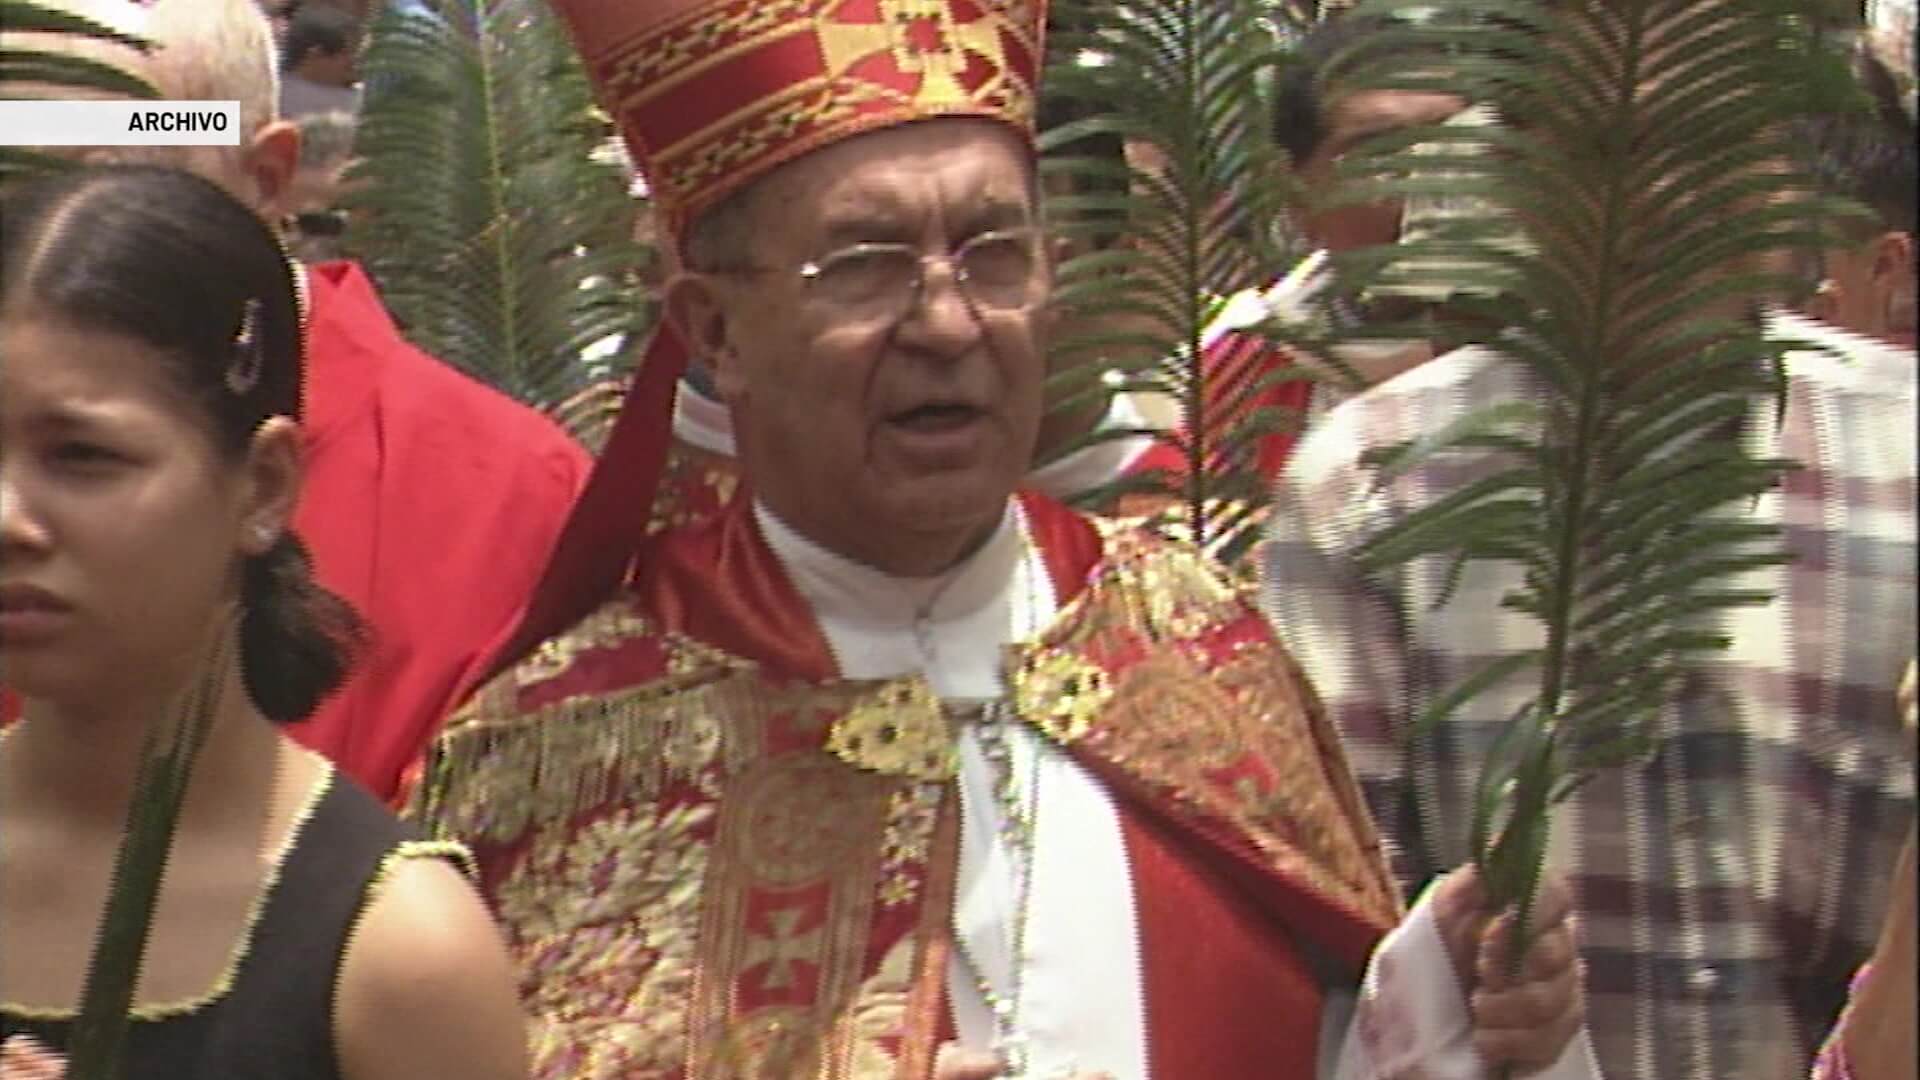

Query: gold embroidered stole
(415, 527), (1398, 1079)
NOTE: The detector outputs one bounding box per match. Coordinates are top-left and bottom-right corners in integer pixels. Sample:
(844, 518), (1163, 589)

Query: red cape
(283, 262), (589, 799)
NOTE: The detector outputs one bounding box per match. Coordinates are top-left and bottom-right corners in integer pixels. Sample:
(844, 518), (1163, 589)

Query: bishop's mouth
(888, 402), (986, 432)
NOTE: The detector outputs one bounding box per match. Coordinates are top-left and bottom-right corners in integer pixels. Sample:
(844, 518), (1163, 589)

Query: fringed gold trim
(419, 671), (769, 845)
(1, 762), (338, 1022)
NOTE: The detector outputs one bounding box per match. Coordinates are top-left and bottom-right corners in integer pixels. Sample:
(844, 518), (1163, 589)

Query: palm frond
(346, 0), (651, 447)
(0, 0), (158, 184)
(1318, 0), (1864, 966)
(64, 619), (234, 1080)
(1040, 0), (1321, 559)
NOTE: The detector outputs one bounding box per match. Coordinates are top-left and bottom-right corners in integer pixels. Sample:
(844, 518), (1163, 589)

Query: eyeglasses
(727, 227), (1046, 321)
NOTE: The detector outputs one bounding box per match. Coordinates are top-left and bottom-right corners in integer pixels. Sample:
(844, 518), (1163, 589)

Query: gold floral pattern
(827, 678), (955, 781)
(1012, 650), (1113, 744)
(877, 783), (945, 909)
(703, 1006), (828, 1079)
(1078, 642), (1400, 931)
(648, 443), (742, 535)
(500, 802), (716, 1078)
(424, 513), (1398, 1077)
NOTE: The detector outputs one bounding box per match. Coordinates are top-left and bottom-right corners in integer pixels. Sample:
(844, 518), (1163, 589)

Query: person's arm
(1810, 663), (1918, 1080)
(1327, 867), (1598, 1080)
(1819, 825), (1917, 1080)
(334, 854), (529, 1080)
(0, 1036), (63, 1080)
(1785, 661), (1918, 1054)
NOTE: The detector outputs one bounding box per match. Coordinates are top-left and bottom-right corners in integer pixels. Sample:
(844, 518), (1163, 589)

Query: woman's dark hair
(1794, 45), (1918, 237)
(1272, 15), (1402, 167)
(0, 165), (364, 723)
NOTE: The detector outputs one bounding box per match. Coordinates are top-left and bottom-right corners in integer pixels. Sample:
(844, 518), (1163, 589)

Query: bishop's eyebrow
(957, 198), (1034, 234)
(818, 213), (920, 248)
(816, 193), (1033, 249)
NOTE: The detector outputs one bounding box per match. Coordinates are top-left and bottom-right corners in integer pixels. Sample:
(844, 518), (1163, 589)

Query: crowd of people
(0, 0), (1912, 1078)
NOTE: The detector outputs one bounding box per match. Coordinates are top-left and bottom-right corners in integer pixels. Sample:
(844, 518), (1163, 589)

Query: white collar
(1767, 308), (1916, 373)
(673, 379), (736, 456)
(753, 499), (1026, 632)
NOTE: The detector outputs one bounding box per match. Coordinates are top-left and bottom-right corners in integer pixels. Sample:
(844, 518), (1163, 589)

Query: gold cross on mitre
(816, 0), (1009, 108)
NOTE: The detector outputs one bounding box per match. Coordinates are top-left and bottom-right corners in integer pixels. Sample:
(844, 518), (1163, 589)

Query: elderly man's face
(690, 119), (1048, 575)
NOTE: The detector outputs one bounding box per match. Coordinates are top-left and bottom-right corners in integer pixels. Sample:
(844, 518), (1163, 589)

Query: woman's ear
(239, 416), (302, 557)
(1871, 231), (1916, 336)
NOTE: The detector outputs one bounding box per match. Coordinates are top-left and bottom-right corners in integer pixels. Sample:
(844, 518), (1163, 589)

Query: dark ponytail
(3, 165), (367, 723)
(240, 536), (365, 723)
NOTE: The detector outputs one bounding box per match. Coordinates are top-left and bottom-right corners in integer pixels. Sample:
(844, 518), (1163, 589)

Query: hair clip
(227, 298), (265, 397)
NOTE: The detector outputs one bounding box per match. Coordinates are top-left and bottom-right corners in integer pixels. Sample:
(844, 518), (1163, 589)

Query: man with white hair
(3, 0), (592, 804)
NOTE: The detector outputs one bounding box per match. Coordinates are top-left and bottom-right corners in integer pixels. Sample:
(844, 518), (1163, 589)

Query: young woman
(0, 165), (527, 1080)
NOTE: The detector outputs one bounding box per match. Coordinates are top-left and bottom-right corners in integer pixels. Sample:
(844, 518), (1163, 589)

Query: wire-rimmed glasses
(729, 227), (1047, 322)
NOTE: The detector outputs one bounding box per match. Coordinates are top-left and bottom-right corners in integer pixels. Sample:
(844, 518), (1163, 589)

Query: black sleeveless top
(1, 768), (466, 1080)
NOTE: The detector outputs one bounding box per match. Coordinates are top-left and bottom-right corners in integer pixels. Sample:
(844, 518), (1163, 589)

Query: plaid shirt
(1262, 312), (1916, 1079)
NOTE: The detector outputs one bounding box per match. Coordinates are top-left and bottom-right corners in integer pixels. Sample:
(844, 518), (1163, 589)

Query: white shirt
(756, 503), (1151, 1077)
(279, 74), (360, 120)
(753, 501), (1603, 1079)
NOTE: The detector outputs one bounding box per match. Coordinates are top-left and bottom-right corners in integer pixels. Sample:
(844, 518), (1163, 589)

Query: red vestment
(412, 492), (1402, 1078)
(1126, 325), (1315, 493)
(284, 262), (590, 800)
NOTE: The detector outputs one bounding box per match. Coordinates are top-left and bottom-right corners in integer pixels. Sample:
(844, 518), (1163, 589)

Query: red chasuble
(286, 262), (590, 801)
(412, 493), (1400, 1078)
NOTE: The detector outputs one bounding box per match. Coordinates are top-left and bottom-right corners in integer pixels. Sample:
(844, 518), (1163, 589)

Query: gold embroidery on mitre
(1012, 649), (1114, 744)
(603, 0), (814, 104)
(827, 677), (956, 780)
(660, 83), (868, 205)
(816, 0), (1011, 108)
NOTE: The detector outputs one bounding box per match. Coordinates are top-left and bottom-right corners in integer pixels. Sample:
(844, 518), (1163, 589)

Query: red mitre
(487, 0), (1049, 678)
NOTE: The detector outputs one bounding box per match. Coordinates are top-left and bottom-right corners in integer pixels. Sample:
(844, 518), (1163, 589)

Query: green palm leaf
(345, 0), (651, 447)
(1320, 0), (1865, 980)
(64, 619), (234, 1080)
(1041, 0), (1326, 561)
(0, 0), (157, 184)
